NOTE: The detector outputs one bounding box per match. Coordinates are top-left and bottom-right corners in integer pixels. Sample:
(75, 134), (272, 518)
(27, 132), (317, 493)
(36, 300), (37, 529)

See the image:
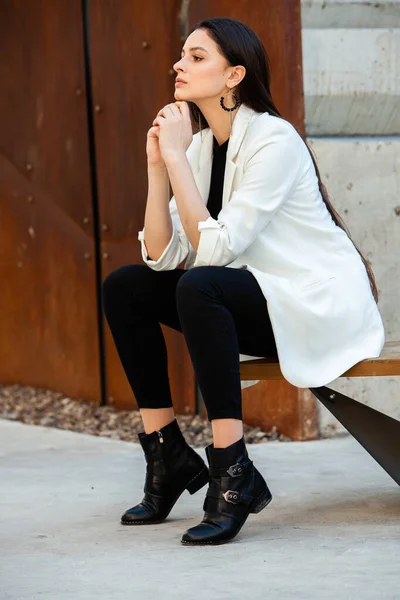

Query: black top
(206, 136), (230, 219)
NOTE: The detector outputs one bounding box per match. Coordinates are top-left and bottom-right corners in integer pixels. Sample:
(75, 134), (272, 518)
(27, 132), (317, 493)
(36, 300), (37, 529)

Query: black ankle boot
(121, 418), (209, 525)
(181, 435), (272, 545)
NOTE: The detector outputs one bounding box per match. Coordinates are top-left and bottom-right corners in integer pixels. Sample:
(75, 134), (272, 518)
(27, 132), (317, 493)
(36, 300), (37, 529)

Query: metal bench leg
(309, 386), (400, 486)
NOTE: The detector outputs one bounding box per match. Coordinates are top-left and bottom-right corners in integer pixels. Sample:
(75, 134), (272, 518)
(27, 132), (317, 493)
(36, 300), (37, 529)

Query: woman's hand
(152, 101), (192, 165)
(146, 123), (164, 167)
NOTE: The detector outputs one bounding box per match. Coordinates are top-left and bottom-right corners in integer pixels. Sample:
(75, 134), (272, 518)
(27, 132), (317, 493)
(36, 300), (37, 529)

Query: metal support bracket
(310, 386), (400, 486)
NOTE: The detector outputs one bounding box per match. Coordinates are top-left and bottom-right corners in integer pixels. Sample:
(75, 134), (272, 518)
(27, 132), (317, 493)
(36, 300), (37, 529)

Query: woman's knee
(175, 267), (215, 307)
(102, 264), (147, 310)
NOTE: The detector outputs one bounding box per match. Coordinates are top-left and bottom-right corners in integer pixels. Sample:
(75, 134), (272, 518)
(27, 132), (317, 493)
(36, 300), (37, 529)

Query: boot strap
(205, 488), (254, 507)
(209, 459), (253, 479)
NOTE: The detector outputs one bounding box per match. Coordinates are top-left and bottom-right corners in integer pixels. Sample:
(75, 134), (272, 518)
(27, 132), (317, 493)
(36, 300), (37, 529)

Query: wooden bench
(240, 341), (400, 486)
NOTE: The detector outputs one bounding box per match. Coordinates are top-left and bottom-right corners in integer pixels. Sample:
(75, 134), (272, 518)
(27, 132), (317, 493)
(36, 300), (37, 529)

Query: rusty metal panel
(242, 385), (319, 441)
(87, 0), (195, 414)
(0, 1), (101, 401)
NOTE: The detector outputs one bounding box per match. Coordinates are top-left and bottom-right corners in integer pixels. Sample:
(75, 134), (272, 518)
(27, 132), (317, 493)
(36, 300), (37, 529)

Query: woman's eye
(178, 54), (203, 62)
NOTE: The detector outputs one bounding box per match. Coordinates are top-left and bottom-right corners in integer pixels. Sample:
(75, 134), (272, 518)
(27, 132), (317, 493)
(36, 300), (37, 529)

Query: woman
(102, 17), (384, 546)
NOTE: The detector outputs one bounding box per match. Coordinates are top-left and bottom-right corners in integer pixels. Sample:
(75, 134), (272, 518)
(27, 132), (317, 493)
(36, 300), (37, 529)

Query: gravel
(0, 384), (292, 447)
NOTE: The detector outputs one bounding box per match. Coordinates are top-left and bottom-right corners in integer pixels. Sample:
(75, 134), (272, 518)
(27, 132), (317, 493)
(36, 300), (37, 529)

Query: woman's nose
(173, 59), (184, 72)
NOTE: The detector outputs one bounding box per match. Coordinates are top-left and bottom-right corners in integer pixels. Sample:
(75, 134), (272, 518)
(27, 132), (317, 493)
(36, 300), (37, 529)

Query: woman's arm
(138, 102), (194, 270)
(142, 164), (172, 261)
(165, 155), (210, 253)
(138, 163), (192, 271)
(149, 101), (209, 257)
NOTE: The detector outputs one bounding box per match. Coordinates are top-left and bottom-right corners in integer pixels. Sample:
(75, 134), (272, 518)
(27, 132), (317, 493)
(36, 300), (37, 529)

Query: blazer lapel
(191, 103), (260, 207)
(193, 128), (214, 204)
(222, 104), (259, 207)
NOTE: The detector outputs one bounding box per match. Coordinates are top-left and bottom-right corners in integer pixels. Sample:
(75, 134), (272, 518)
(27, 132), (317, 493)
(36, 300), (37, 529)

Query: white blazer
(138, 103), (385, 388)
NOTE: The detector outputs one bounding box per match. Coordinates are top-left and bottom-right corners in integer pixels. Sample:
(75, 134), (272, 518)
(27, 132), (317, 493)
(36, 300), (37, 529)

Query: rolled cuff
(138, 226), (178, 270)
(193, 216), (222, 267)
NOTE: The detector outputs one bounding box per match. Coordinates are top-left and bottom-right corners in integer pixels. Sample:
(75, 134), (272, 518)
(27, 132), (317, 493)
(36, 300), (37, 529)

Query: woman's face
(172, 29), (235, 103)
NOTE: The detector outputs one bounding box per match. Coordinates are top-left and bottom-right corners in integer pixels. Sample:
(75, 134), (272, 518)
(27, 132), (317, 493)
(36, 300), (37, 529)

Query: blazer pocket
(293, 274), (336, 293)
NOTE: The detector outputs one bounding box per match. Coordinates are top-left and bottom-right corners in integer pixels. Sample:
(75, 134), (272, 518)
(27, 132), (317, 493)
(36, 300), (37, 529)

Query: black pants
(102, 264), (278, 422)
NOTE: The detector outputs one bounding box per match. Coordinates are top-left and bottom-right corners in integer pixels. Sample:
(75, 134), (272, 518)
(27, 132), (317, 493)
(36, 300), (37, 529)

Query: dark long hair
(187, 17), (378, 302)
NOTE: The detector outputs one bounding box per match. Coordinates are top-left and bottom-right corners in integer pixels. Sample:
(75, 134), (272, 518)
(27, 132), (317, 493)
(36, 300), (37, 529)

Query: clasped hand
(148, 101), (193, 165)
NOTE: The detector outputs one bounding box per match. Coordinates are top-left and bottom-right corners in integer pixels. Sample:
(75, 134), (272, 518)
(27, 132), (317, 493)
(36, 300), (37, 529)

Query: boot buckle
(222, 490), (240, 504)
(227, 463), (244, 477)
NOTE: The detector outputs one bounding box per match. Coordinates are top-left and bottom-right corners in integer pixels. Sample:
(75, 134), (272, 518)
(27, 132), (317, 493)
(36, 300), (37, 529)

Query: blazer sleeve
(138, 195), (191, 271)
(193, 121), (306, 268)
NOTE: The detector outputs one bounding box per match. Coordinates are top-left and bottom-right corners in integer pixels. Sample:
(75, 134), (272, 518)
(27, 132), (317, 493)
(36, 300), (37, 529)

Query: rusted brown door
(0, 1), (101, 401)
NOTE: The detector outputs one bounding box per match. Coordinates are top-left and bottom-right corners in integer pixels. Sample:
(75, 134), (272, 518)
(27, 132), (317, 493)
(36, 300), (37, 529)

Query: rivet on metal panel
(103, 252), (109, 260)
(394, 206), (400, 216)
(94, 105), (102, 113)
(27, 195), (34, 203)
(101, 224), (109, 231)
(142, 41), (150, 49)
(83, 252), (91, 260)
(26, 163), (33, 171)
(82, 216), (90, 224)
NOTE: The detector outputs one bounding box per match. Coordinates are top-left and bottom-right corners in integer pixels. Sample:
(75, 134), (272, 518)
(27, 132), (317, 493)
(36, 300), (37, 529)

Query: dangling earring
(220, 90), (241, 136)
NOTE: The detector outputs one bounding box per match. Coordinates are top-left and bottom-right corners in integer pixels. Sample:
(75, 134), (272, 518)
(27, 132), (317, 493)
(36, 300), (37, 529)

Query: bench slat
(240, 341), (400, 381)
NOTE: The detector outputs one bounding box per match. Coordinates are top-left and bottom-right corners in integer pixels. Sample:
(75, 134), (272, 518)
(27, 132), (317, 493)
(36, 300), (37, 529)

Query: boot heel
(186, 467), (209, 495)
(250, 487), (272, 514)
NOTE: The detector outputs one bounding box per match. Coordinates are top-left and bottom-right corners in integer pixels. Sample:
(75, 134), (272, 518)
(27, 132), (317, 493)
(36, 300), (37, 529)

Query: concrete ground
(1, 420), (399, 600)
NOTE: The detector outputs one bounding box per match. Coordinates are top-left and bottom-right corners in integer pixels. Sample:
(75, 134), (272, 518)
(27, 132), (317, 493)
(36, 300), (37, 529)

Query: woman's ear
(228, 65), (246, 87)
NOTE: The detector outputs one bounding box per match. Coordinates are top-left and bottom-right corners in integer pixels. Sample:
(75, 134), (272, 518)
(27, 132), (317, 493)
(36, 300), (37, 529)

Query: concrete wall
(301, 0), (400, 435)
